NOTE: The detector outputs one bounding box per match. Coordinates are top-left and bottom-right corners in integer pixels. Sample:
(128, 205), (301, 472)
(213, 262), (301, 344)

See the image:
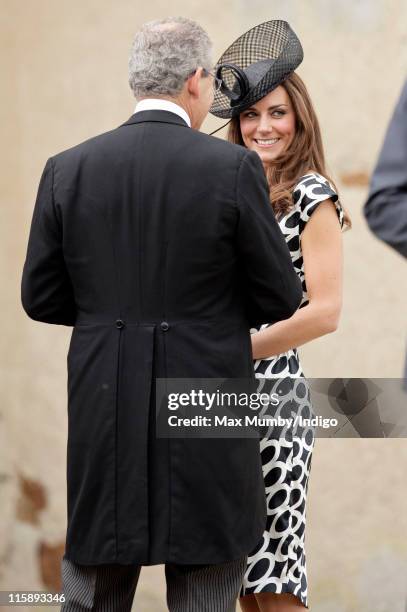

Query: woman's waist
(253, 348), (304, 378)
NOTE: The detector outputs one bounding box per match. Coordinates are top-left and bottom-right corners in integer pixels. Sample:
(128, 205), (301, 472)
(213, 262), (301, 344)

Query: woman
(211, 21), (351, 611)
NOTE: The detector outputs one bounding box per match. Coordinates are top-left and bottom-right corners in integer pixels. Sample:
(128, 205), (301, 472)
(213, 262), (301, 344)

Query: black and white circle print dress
(240, 173), (344, 608)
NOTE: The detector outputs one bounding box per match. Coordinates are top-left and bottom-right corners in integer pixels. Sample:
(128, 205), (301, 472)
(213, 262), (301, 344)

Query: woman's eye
(244, 112), (257, 118)
(272, 110), (285, 117)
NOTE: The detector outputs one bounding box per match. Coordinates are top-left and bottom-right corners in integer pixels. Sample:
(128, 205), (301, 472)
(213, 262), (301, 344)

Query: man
(364, 79), (407, 387)
(364, 80), (407, 258)
(21, 17), (302, 612)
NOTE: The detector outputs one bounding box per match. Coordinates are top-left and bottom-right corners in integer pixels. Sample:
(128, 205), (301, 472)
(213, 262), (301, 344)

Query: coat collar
(120, 110), (190, 129)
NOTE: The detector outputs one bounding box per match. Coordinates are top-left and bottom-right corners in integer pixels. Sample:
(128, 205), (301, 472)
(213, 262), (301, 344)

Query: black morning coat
(21, 110), (302, 566)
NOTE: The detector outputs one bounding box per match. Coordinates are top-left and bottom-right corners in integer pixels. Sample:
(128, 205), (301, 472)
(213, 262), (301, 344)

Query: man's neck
(135, 97), (192, 127)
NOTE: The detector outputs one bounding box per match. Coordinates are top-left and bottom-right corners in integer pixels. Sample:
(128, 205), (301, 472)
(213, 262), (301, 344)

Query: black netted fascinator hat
(210, 20), (303, 119)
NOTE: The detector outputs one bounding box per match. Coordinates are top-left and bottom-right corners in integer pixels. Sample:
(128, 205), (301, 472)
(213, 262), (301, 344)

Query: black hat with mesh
(210, 20), (303, 119)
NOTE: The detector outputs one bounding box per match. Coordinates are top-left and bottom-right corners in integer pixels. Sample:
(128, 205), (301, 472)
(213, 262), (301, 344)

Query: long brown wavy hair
(228, 72), (351, 227)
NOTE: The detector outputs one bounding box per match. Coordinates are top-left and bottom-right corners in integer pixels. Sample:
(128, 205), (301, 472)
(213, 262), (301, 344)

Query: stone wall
(2, 1), (407, 610)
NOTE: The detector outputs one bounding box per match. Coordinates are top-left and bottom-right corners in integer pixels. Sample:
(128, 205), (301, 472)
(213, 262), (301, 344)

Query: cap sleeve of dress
(293, 173), (344, 234)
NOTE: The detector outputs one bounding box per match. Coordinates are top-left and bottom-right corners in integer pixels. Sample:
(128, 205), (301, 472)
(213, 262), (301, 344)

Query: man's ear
(187, 67), (204, 99)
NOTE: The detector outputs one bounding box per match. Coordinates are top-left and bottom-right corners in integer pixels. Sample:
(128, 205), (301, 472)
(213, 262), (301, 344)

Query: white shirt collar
(134, 99), (191, 127)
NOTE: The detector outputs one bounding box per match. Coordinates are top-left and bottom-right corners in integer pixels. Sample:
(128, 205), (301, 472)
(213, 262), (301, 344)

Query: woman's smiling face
(239, 85), (296, 165)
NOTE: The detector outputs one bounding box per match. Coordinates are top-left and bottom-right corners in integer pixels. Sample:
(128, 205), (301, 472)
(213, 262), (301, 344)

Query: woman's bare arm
(251, 199), (343, 359)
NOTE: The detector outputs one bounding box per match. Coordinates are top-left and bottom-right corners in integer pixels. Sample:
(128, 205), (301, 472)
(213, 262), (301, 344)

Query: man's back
(49, 111), (253, 336)
(22, 110), (302, 565)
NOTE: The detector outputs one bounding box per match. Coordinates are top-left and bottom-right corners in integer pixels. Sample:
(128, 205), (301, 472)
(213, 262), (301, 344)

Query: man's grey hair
(128, 17), (213, 98)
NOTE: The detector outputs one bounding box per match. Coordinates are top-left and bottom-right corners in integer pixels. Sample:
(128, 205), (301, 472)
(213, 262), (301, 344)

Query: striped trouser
(61, 555), (247, 612)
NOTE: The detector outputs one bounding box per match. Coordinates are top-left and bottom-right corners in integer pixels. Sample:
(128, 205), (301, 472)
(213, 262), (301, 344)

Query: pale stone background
(1, 0), (407, 610)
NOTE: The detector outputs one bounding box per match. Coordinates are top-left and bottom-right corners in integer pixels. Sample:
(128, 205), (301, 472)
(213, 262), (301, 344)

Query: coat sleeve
(21, 157), (77, 325)
(235, 150), (302, 327)
(364, 80), (407, 259)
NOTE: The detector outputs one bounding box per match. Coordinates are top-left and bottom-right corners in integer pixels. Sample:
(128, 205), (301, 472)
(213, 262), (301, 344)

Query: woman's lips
(253, 138), (280, 148)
